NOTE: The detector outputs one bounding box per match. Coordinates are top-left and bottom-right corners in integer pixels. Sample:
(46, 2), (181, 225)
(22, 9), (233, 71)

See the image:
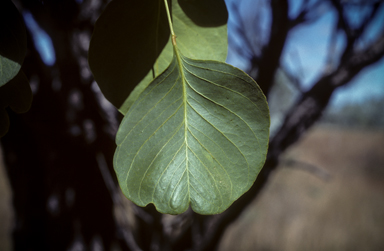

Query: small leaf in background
(0, 70), (32, 137)
(0, 0), (27, 87)
(88, 0), (228, 114)
(114, 50), (269, 215)
(88, 0), (170, 112)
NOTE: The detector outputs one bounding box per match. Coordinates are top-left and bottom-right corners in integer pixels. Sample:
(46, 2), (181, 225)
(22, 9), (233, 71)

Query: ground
(220, 125), (384, 251)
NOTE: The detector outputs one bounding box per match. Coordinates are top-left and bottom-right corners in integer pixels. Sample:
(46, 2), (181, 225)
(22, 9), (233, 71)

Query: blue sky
(225, 0), (384, 107)
(23, 11), (55, 66)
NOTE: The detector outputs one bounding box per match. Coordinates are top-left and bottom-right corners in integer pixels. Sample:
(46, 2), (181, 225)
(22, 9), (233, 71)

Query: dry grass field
(220, 125), (384, 251)
(1, 126), (384, 250)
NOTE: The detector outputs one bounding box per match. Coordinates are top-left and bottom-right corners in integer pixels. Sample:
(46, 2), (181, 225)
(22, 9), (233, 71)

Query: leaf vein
(181, 58), (264, 115)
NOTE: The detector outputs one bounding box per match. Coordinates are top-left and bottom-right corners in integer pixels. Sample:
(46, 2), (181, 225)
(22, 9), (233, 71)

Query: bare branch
(256, 0), (290, 95)
(331, 0), (384, 61)
(331, 32), (384, 87)
(290, 0), (325, 28)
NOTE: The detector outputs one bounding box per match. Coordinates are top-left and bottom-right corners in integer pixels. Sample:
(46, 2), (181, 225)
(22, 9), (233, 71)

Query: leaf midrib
(173, 46), (191, 203)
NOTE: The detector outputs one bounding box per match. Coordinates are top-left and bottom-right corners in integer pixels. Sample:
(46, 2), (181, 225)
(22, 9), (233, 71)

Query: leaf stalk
(163, 0), (177, 45)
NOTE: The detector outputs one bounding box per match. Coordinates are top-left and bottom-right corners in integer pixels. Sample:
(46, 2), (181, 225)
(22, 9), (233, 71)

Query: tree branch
(289, 0), (324, 28)
(255, 0), (290, 95)
(331, 0), (383, 62)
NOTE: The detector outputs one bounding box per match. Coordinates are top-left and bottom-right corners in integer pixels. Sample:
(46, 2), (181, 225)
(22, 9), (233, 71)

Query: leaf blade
(114, 51), (269, 215)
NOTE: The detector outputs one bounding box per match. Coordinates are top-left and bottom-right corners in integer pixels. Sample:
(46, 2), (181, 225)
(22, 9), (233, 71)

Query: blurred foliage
(322, 95), (384, 128)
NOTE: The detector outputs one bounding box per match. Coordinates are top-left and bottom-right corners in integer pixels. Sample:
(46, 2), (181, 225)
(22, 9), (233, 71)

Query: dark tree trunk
(1, 0), (129, 250)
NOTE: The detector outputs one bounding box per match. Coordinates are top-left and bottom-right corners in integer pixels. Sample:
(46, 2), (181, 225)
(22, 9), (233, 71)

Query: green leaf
(89, 0), (169, 112)
(0, 0), (27, 87)
(114, 49), (269, 215)
(88, 0), (228, 115)
(0, 70), (32, 137)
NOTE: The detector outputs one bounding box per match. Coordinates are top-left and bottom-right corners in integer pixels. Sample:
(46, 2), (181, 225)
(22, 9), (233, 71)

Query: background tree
(1, 0), (384, 250)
